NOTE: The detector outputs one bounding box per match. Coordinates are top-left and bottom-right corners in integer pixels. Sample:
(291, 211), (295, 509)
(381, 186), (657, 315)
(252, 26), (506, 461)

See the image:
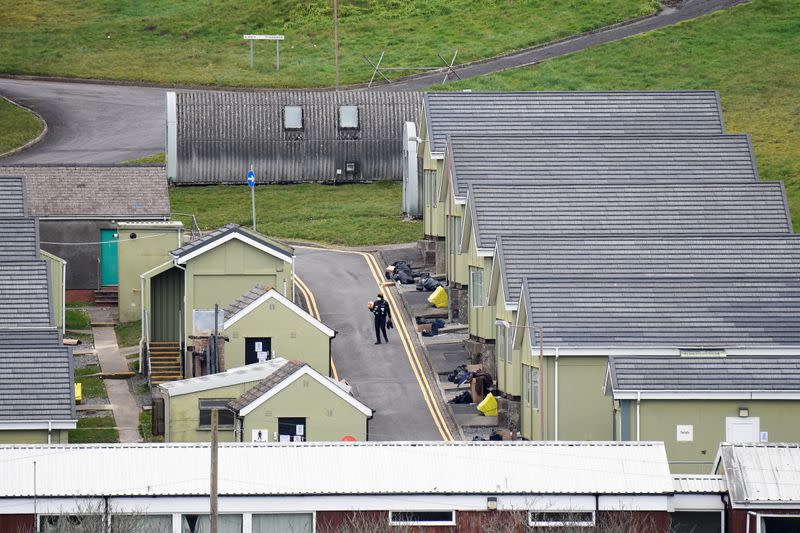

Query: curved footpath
(0, 0), (747, 164)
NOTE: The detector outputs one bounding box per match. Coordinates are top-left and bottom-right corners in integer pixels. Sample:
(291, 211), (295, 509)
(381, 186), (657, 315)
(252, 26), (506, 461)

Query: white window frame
(470, 267), (484, 307)
(496, 323), (507, 364)
(454, 217), (462, 255)
(506, 324), (513, 366)
(757, 513), (800, 533)
(531, 367), (540, 410)
(523, 365), (531, 406)
(389, 511), (456, 526)
(528, 511), (595, 527)
(283, 105), (303, 130)
(198, 398), (235, 429)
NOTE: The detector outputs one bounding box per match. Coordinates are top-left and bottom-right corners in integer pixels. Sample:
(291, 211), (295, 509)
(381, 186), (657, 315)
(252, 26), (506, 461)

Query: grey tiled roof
(497, 236), (800, 305)
(0, 348), (76, 420)
(424, 91), (724, 153)
(0, 218), (39, 260)
(0, 176), (26, 217)
(224, 284), (270, 321)
(448, 135), (757, 197)
(523, 276), (800, 347)
(470, 182), (792, 248)
(0, 261), (53, 328)
(172, 224), (293, 260)
(0, 165), (169, 218)
(608, 356), (800, 391)
(228, 360), (306, 412)
(0, 328), (62, 348)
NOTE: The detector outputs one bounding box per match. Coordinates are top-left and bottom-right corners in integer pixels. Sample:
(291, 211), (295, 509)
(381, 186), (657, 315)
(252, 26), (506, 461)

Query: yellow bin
(477, 392), (497, 417)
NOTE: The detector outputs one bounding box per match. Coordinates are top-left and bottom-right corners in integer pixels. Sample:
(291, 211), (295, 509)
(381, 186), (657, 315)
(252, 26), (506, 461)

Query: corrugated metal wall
(175, 91), (422, 184)
(151, 267), (183, 342)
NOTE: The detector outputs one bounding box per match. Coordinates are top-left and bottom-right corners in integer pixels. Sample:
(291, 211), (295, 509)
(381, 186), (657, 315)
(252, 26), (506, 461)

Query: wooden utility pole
(333, 0), (340, 90)
(210, 408), (219, 533)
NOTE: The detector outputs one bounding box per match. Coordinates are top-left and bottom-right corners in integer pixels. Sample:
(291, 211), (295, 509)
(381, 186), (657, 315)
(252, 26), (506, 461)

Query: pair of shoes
(384, 339), (389, 343)
(374, 341), (381, 345)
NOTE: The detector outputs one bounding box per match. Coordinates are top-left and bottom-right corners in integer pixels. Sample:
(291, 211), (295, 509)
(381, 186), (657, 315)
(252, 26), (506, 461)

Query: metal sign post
(243, 34), (285, 70)
(247, 168), (256, 230)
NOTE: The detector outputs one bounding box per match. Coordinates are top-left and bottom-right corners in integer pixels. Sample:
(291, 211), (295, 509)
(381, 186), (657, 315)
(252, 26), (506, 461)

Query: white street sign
(243, 34), (284, 41)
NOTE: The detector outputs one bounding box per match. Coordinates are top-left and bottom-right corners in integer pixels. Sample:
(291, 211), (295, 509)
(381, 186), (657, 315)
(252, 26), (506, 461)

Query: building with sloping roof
(156, 358), (370, 443)
(0, 440), (730, 533)
(606, 356), (800, 473)
(0, 165), (170, 299)
(671, 475), (727, 533)
(168, 90), (422, 184)
(141, 225), (295, 384)
(418, 91), (725, 240)
(715, 443), (800, 532)
(223, 285), (334, 374)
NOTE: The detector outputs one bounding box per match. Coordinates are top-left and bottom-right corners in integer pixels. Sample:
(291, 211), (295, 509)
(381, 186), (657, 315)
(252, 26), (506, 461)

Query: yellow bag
(477, 392), (498, 417)
(428, 285), (448, 308)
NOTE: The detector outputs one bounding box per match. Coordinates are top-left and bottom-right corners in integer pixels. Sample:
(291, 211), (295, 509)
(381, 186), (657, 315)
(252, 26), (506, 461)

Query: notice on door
(676, 425), (694, 442)
(251, 429), (269, 442)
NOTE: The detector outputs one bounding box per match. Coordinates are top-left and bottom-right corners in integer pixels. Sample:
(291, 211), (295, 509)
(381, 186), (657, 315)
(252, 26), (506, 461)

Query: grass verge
(171, 181), (421, 246)
(139, 409), (163, 443)
(69, 416), (119, 443)
(441, 0), (800, 232)
(75, 365), (107, 400)
(122, 152), (166, 164)
(115, 320), (141, 348)
(0, 97), (43, 155)
(0, 1), (657, 87)
(66, 308), (91, 330)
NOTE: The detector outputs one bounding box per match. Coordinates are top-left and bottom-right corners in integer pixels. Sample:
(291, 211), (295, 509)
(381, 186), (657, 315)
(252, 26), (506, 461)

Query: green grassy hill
(0, 0), (657, 87)
(442, 0), (800, 231)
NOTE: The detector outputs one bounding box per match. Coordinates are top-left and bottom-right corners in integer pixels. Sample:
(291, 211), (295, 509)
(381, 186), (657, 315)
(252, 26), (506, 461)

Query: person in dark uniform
(371, 293), (391, 344)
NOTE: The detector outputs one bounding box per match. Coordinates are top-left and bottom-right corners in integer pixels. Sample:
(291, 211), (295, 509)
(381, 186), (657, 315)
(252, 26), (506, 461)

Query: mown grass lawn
(0, 97), (43, 155)
(0, 0), (657, 87)
(115, 320), (141, 348)
(69, 416), (119, 443)
(122, 152), (165, 164)
(441, 0), (800, 232)
(75, 365), (108, 400)
(66, 308), (92, 330)
(171, 181), (421, 246)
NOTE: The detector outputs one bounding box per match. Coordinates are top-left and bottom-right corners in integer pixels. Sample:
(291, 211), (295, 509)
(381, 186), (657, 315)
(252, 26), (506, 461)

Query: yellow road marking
(294, 273), (339, 381)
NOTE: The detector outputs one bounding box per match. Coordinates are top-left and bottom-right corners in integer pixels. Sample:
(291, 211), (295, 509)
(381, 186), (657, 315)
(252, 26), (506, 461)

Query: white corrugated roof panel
(158, 358), (288, 397)
(0, 441), (672, 497)
(672, 475), (727, 493)
(719, 443), (800, 506)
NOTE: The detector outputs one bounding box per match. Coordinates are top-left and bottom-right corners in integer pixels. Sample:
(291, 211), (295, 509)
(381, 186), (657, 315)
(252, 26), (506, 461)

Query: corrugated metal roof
(159, 359), (288, 397)
(425, 91), (724, 153)
(471, 182), (792, 248)
(609, 356), (800, 391)
(0, 441), (672, 497)
(175, 91), (422, 184)
(719, 443), (800, 506)
(496, 236), (800, 308)
(523, 275), (800, 347)
(448, 135), (757, 197)
(672, 475), (727, 494)
(0, 165), (169, 218)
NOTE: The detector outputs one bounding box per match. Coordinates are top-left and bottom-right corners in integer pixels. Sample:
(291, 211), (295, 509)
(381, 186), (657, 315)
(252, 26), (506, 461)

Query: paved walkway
(89, 308), (142, 443)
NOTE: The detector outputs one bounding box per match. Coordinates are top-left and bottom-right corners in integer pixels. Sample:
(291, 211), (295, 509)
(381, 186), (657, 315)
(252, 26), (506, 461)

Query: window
(283, 106), (303, 130)
(528, 511), (595, 527)
(390, 511), (456, 526)
(531, 367), (540, 409)
(41, 515), (102, 532)
(182, 514), (242, 533)
(523, 365), (530, 405)
(470, 268), (484, 307)
(507, 326), (513, 365)
(112, 515), (172, 532)
(339, 105), (359, 129)
(424, 169), (436, 208)
(761, 515), (800, 533)
(253, 513), (313, 533)
(455, 217), (463, 255)
(198, 399), (235, 428)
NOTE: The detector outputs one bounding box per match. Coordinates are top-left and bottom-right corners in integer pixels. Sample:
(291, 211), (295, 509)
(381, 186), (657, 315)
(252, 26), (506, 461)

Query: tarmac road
(295, 246), (445, 441)
(0, 0), (748, 164)
(0, 78), (166, 164)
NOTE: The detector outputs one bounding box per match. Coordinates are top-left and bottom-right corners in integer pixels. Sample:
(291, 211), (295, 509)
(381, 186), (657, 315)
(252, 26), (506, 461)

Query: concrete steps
(94, 286), (118, 307)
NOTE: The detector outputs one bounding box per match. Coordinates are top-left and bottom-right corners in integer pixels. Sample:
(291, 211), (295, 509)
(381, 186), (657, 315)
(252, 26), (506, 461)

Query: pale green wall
(242, 374), (368, 442)
(164, 380), (263, 442)
(0, 429), (69, 444)
(635, 400), (800, 474)
(184, 239), (291, 349)
(40, 249), (65, 331)
(493, 286), (516, 395)
(466, 233), (495, 340)
(420, 116), (446, 238)
(117, 223), (183, 323)
(224, 297), (331, 375)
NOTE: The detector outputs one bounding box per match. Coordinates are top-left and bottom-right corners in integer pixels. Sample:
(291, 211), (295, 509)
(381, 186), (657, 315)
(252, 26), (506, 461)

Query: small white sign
(251, 429), (268, 442)
(243, 34), (285, 41)
(296, 424), (304, 436)
(760, 431), (769, 442)
(257, 351), (270, 363)
(279, 434), (291, 443)
(677, 425), (694, 442)
(255, 341), (262, 352)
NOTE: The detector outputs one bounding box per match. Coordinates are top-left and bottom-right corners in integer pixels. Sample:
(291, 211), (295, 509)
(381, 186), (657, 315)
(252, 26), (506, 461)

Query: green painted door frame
(99, 229), (119, 286)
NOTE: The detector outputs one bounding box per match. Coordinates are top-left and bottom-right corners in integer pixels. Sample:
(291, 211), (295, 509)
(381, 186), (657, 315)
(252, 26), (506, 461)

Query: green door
(99, 229), (119, 286)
